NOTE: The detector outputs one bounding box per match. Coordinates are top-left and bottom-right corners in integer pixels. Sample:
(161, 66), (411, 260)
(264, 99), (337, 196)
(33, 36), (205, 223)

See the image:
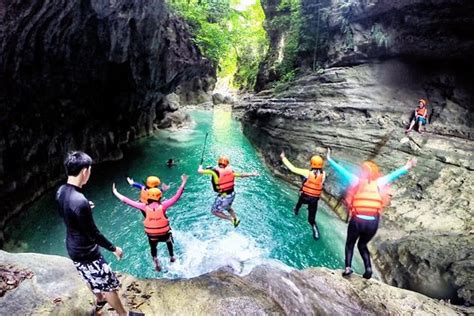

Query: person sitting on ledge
(406, 98), (429, 134)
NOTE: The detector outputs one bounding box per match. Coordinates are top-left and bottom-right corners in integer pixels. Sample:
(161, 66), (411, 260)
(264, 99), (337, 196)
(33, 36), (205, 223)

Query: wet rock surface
(0, 0), (214, 245)
(1, 250), (469, 315)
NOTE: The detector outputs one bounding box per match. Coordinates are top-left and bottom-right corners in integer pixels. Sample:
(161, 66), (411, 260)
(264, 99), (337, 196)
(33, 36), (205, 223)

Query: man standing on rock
(280, 151), (326, 240)
(56, 151), (127, 315)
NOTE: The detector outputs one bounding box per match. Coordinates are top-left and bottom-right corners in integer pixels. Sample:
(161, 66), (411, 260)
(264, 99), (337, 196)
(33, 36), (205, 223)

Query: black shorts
(148, 232), (173, 242)
(73, 256), (120, 293)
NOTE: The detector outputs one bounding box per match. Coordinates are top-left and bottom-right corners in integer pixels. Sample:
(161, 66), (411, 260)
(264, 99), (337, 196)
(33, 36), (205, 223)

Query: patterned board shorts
(73, 256), (120, 293)
(211, 191), (236, 212)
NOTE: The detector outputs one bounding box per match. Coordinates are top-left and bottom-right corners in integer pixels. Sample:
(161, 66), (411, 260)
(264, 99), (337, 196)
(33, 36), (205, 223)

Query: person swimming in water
(166, 159), (177, 168)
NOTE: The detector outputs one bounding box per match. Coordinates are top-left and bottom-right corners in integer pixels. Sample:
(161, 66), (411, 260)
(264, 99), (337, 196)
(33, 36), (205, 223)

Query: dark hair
(64, 151), (92, 176)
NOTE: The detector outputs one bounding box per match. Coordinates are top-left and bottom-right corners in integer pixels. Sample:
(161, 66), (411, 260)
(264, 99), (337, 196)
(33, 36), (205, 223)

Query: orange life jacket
(139, 188), (148, 204)
(216, 166), (235, 193)
(301, 171), (323, 197)
(416, 107), (427, 117)
(143, 205), (170, 237)
(351, 180), (383, 217)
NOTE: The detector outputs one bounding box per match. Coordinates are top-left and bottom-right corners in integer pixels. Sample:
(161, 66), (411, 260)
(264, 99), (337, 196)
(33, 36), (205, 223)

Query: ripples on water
(7, 108), (362, 279)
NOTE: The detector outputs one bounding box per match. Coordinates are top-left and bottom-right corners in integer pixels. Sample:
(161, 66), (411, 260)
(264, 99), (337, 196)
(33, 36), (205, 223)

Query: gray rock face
(175, 76), (215, 106)
(238, 59), (474, 305)
(375, 234), (474, 305)
(0, 0), (214, 246)
(212, 92), (226, 105)
(324, 0), (474, 67)
(1, 251), (467, 315)
(0, 251), (93, 315)
(256, 0), (474, 89)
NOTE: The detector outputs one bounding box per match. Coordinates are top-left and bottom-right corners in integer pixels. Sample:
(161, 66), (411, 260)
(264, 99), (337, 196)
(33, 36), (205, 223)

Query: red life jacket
(416, 107), (427, 117)
(301, 171), (323, 197)
(216, 166), (235, 193)
(351, 180), (383, 217)
(143, 205), (170, 237)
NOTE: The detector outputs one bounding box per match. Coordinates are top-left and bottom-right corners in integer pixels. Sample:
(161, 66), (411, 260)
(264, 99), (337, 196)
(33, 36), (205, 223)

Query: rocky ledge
(1, 251), (470, 315)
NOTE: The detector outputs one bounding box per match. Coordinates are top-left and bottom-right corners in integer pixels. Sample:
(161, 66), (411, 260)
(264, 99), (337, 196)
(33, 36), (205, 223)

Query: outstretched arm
(326, 148), (359, 187)
(378, 158), (416, 188)
(198, 165), (219, 182)
(234, 171), (259, 178)
(112, 183), (146, 211)
(280, 151), (309, 178)
(127, 177), (145, 190)
(161, 175), (188, 210)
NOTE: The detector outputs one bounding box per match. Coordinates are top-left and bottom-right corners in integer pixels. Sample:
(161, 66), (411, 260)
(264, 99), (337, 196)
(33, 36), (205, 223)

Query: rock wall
(1, 251), (468, 315)
(256, 0), (474, 89)
(238, 0), (474, 306)
(0, 0), (214, 246)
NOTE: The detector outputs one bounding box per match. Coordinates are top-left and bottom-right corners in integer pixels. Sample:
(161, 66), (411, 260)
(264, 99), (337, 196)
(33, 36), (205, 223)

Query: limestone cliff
(0, 0), (215, 246)
(1, 251), (468, 315)
(238, 0), (474, 306)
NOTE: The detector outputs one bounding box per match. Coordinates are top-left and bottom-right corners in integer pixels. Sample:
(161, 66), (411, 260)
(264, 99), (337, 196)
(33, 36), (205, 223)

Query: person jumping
(280, 151), (326, 240)
(326, 148), (416, 279)
(198, 156), (258, 228)
(126, 175), (170, 203)
(113, 175), (187, 271)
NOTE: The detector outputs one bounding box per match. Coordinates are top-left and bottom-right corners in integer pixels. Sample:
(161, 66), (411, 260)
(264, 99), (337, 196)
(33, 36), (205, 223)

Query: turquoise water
(7, 108), (360, 278)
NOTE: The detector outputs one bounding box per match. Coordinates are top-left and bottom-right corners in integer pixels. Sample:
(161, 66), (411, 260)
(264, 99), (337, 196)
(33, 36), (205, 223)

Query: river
(7, 108), (361, 279)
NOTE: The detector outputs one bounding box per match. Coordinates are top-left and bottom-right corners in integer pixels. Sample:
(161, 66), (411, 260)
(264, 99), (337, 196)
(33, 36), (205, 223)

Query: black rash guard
(56, 184), (115, 262)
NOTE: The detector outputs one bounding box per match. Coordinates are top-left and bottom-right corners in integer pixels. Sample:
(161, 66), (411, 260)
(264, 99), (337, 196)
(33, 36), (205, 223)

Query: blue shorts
(212, 192), (236, 212)
(417, 116), (427, 125)
(73, 256), (120, 293)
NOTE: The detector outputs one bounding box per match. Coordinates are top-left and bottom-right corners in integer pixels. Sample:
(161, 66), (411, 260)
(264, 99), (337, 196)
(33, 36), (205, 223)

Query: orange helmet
(218, 155), (230, 167)
(146, 176), (160, 188)
(361, 161), (380, 181)
(147, 188), (162, 201)
(310, 155), (324, 169)
(418, 99), (427, 107)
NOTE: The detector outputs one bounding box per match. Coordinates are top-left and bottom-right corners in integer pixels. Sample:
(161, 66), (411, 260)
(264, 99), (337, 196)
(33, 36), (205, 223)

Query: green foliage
(272, 0), (301, 79)
(273, 69), (296, 93)
(371, 23), (391, 48)
(168, 0), (268, 90)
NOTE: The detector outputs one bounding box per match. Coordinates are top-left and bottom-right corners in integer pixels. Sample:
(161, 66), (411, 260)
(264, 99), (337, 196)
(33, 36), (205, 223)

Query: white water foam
(161, 230), (291, 279)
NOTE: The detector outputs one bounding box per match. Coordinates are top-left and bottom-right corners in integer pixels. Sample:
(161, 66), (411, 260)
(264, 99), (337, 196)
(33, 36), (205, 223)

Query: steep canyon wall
(0, 0), (214, 245)
(240, 0), (474, 305)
